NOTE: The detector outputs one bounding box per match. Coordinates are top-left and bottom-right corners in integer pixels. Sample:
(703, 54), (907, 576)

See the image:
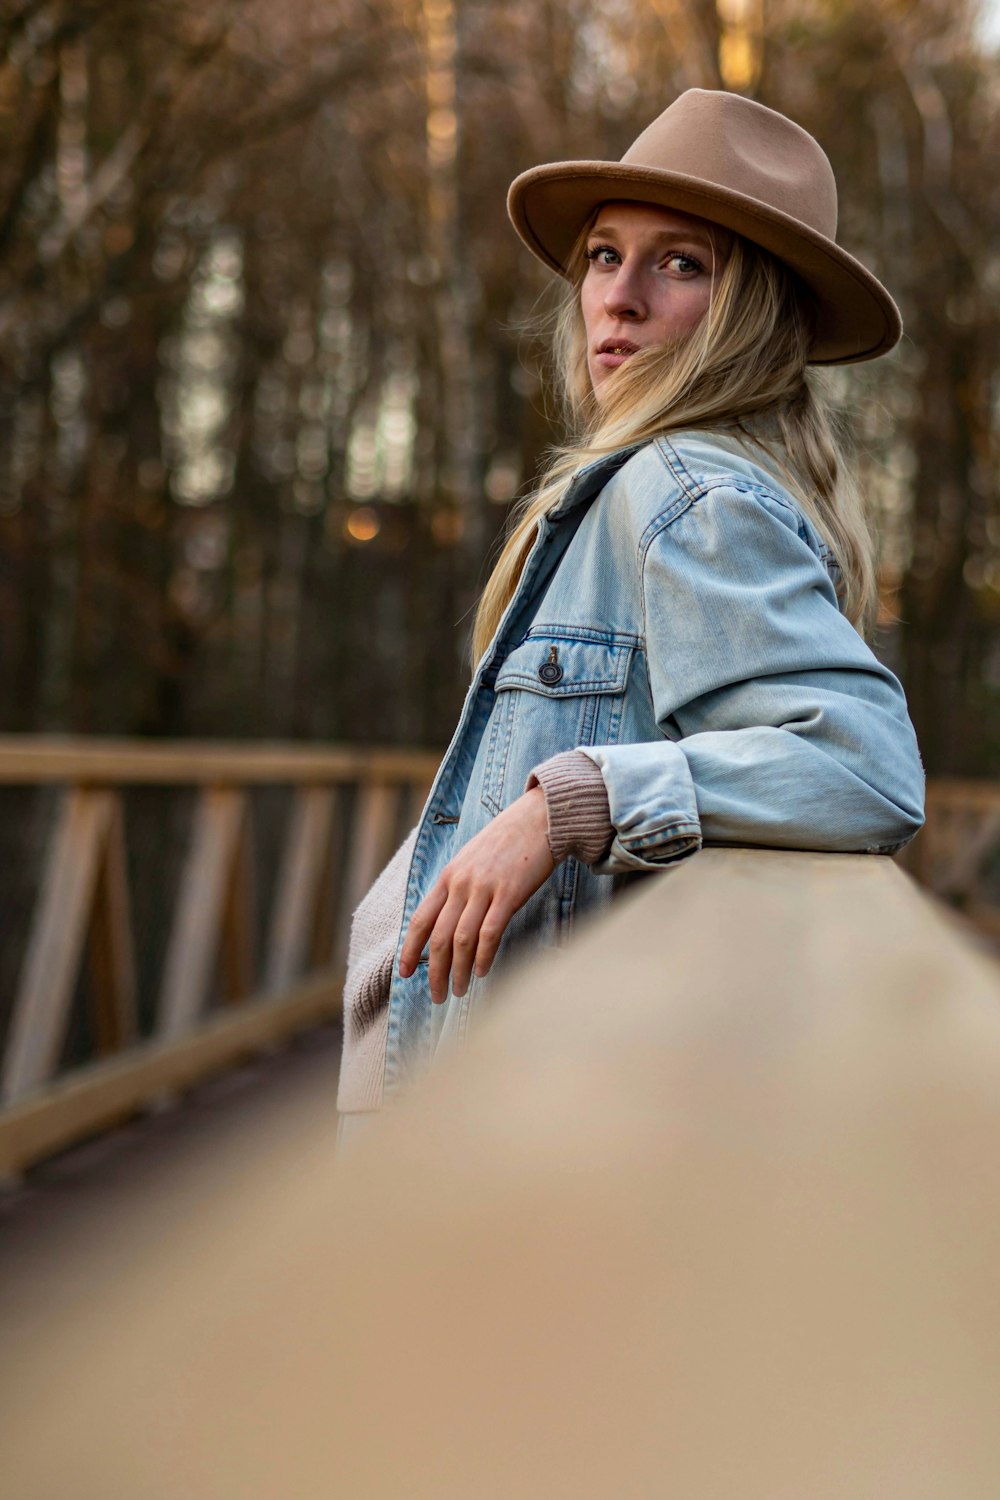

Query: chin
(589, 372), (620, 405)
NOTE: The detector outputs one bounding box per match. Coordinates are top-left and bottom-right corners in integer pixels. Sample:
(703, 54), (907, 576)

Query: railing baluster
(220, 798), (256, 1004)
(158, 787), (249, 1040)
(401, 776), (434, 839)
(2, 788), (114, 1105)
(265, 786), (336, 993)
(347, 781), (400, 912)
(332, 781), (400, 968)
(87, 792), (138, 1053)
(308, 787), (344, 972)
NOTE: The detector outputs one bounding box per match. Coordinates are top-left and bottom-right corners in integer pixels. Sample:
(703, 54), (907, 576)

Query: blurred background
(0, 0), (997, 767)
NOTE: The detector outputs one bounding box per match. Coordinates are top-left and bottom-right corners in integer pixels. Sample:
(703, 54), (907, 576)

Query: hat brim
(507, 162), (901, 365)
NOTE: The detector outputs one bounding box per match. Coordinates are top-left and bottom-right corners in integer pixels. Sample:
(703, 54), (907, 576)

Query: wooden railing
(0, 737), (439, 1177)
(0, 748), (995, 1178)
(6, 846), (1000, 1495)
(899, 777), (1000, 943)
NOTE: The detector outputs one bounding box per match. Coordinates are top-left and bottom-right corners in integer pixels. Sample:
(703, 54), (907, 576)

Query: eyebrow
(587, 221), (719, 253)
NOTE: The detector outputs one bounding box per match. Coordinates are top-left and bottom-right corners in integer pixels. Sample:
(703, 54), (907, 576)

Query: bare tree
(0, 0), (995, 773)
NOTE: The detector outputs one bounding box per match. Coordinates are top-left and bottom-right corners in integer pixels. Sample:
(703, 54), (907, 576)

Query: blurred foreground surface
(3, 849), (1000, 1498)
(0, 1025), (341, 1340)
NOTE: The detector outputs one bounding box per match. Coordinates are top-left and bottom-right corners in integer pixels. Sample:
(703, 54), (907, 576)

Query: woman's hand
(398, 787), (556, 1003)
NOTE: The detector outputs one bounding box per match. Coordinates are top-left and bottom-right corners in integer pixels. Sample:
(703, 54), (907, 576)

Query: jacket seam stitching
(654, 437), (823, 542)
(654, 437), (702, 502)
(524, 624), (643, 648)
(622, 819), (701, 844)
(655, 436), (814, 528)
(496, 674), (627, 694)
(637, 479), (820, 577)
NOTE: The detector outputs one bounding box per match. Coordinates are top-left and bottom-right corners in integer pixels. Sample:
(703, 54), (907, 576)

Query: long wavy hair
(471, 222), (878, 666)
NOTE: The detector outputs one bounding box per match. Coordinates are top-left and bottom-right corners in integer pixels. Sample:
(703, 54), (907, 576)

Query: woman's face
(580, 201), (732, 399)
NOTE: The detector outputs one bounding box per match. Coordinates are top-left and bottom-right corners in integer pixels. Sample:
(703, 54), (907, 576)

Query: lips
(594, 337), (642, 372)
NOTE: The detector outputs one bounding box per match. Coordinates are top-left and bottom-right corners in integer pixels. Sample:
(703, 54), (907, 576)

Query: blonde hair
(471, 226), (878, 666)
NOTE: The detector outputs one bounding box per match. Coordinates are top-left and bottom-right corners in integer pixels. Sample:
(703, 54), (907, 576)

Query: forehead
(588, 200), (723, 245)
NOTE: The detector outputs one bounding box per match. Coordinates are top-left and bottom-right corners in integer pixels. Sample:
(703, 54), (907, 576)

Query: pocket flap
(494, 634), (633, 697)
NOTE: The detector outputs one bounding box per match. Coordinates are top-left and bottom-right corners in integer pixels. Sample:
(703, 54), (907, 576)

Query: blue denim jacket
(383, 432), (925, 1099)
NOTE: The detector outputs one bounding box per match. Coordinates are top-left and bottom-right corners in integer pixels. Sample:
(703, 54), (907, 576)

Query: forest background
(0, 0), (998, 776)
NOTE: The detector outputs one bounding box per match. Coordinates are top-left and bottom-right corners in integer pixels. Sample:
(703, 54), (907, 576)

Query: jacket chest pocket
(479, 633), (635, 817)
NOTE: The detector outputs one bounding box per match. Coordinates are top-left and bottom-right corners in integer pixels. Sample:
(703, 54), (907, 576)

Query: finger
(398, 880), (449, 976)
(427, 890), (467, 1004)
(450, 890), (492, 999)
(473, 899), (512, 980)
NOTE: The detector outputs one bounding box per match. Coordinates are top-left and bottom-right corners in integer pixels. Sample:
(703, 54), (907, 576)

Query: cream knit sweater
(337, 749), (613, 1113)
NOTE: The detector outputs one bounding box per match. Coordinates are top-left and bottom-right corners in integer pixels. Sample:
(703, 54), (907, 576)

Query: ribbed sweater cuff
(525, 750), (614, 866)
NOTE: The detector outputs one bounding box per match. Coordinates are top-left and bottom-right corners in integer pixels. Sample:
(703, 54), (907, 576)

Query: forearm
(581, 715), (924, 875)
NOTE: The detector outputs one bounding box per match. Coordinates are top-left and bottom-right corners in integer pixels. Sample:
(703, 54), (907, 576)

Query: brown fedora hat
(507, 89), (901, 365)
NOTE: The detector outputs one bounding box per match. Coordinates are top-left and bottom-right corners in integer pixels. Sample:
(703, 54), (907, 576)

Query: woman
(336, 88), (925, 1128)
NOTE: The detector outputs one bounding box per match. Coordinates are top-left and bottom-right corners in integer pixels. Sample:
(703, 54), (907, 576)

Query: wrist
(523, 783), (553, 846)
(525, 750), (614, 865)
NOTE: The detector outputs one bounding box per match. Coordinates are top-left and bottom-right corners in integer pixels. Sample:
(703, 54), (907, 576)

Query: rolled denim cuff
(525, 749), (614, 865)
(577, 740), (702, 873)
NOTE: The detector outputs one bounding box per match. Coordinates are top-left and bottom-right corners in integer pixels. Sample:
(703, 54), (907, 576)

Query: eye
(584, 243), (620, 268)
(664, 252), (705, 275)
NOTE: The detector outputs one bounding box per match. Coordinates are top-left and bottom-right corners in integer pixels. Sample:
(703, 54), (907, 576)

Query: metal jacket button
(538, 646), (563, 685)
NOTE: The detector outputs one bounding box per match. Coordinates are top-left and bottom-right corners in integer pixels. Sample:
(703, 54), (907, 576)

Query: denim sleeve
(579, 483), (926, 874)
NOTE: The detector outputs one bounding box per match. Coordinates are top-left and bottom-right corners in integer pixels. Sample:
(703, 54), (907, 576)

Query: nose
(603, 261), (647, 321)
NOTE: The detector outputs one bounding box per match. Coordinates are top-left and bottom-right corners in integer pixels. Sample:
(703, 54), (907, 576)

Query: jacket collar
(546, 442), (648, 521)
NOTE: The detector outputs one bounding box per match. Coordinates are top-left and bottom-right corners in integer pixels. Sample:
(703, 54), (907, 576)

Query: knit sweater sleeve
(525, 749), (615, 866)
(337, 826), (417, 1114)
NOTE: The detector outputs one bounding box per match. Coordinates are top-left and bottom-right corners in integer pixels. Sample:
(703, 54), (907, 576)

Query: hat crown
(622, 89), (838, 241)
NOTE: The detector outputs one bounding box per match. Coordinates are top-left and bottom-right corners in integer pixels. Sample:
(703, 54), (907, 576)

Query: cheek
(646, 286), (710, 344)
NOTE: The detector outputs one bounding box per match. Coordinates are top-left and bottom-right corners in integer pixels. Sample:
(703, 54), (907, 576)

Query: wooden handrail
(4, 847), (1000, 1495)
(0, 737), (440, 1176)
(0, 735), (438, 784)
